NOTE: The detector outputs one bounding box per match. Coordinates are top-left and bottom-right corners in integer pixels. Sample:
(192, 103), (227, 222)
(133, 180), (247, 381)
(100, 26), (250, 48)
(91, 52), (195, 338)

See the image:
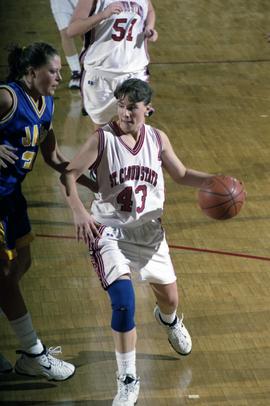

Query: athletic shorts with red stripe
(89, 219), (177, 290)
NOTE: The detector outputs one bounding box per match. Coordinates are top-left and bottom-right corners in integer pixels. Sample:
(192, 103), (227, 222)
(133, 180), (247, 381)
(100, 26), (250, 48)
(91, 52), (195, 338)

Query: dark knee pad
(107, 279), (135, 332)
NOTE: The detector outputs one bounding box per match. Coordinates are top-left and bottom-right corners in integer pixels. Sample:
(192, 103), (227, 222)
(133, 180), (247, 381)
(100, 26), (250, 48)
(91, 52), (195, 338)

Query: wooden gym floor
(1, 0), (270, 404)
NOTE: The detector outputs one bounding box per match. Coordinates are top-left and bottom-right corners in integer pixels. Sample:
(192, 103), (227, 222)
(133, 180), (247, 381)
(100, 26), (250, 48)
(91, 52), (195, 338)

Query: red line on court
(35, 233), (270, 262)
(169, 245), (270, 261)
(36, 233), (75, 240)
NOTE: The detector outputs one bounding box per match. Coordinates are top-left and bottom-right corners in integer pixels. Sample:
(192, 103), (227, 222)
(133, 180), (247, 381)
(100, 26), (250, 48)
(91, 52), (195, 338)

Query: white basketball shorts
(50, 0), (78, 31)
(89, 219), (177, 289)
(81, 68), (149, 125)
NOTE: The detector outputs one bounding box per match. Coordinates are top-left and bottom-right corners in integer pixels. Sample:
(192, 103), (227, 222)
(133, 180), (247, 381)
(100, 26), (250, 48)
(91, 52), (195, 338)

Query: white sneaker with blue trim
(15, 345), (75, 381)
(112, 373), (140, 405)
(154, 305), (192, 355)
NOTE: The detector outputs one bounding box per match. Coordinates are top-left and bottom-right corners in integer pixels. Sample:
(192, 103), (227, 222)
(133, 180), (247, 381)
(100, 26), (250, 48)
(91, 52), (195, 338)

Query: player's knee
(165, 295), (178, 310)
(8, 254), (31, 282)
(17, 257), (31, 281)
(107, 279), (135, 333)
(157, 293), (178, 312)
(17, 247), (32, 274)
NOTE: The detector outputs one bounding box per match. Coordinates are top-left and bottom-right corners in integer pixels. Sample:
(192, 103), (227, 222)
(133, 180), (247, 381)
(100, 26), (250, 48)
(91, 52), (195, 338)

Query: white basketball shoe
(15, 345), (75, 381)
(154, 306), (192, 355)
(69, 71), (80, 89)
(113, 373), (140, 405)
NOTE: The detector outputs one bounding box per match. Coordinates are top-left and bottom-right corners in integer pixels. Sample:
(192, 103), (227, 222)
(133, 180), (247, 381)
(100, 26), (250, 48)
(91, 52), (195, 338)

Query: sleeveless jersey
(0, 82), (54, 196)
(82, 0), (149, 73)
(91, 121), (164, 227)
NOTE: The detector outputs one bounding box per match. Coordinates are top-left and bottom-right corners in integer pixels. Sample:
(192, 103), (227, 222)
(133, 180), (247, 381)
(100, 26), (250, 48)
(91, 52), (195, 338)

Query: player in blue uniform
(0, 42), (91, 379)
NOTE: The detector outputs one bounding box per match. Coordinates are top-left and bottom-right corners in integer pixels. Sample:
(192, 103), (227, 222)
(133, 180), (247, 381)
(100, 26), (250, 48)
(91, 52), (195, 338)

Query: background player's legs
(49, 0), (81, 89)
(59, 28), (79, 63)
(59, 28), (81, 89)
(151, 281), (192, 356)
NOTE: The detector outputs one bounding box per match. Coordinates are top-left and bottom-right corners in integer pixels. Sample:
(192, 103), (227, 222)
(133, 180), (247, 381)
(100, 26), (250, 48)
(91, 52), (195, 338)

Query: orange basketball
(198, 176), (246, 220)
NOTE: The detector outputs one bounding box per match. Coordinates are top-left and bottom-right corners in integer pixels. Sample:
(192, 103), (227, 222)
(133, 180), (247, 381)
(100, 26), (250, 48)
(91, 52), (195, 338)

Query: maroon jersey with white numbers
(90, 121), (164, 227)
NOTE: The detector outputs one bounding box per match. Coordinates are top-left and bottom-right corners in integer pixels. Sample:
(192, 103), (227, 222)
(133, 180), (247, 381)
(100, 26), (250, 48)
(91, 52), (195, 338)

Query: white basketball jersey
(82, 0), (149, 73)
(91, 121), (165, 227)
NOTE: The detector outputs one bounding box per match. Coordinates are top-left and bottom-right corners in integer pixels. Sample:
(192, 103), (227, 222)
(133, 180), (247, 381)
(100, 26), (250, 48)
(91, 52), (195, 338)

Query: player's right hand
(102, 2), (124, 18)
(73, 209), (101, 248)
(0, 144), (18, 168)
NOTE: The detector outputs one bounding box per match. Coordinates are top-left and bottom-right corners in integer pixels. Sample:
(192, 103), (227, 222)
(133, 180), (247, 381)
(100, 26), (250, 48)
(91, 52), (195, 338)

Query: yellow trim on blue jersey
(0, 229), (7, 260)
(25, 93), (46, 118)
(6, 248), (17, 261)
(0, 85), (18, 123)
(0, 222), (4, 240)
(0, 222), (12, 260)
(5, 233), (34, 260)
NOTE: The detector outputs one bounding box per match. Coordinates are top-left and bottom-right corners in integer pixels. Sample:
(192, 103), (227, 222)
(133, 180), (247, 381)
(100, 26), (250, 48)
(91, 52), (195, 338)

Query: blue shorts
(0, 186), (33, 260)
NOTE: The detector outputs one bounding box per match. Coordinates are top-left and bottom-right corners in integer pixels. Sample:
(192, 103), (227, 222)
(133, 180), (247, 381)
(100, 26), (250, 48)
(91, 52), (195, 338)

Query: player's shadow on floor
(0, 350), (178, 393)
(0, 373), (57, 391)
(72, 349), (179, 369)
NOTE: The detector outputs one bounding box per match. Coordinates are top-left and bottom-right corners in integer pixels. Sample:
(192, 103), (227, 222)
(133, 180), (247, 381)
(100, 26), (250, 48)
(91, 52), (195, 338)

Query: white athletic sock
(10, 312), (43, 353)
(116, 350), (136, 377)
(66, 54), (80, 73)
(26, 338), (44, 355)
(159, 308), (177, 325)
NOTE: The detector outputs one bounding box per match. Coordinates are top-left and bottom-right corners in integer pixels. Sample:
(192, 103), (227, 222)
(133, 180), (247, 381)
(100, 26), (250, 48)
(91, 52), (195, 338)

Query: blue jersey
(0, 82), (54, 196)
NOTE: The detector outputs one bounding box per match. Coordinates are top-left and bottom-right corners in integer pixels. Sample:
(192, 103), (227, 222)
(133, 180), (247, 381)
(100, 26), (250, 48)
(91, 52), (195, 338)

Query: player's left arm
(40, 127), (97, 191)
(144, 0), (158, 42)
(159, 130), (212, 187)
(40, 127), (68, 170)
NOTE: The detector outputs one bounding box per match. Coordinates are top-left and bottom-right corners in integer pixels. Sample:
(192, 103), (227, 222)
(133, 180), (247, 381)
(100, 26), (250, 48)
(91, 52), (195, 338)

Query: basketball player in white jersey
(67, 0), (157, 129)
(50, 0), (82, 89)
(60, 79), (213, 405)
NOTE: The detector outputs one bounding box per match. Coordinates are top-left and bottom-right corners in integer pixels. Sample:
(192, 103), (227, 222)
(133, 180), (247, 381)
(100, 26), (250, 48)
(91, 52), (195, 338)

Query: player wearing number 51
(60, 78), (214, 405)
(67, 0), (157, 130)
